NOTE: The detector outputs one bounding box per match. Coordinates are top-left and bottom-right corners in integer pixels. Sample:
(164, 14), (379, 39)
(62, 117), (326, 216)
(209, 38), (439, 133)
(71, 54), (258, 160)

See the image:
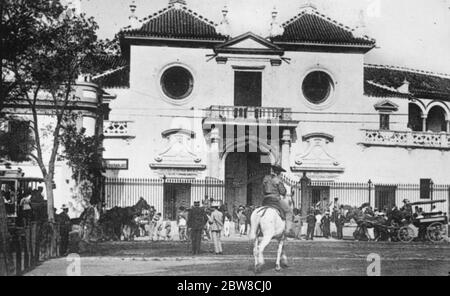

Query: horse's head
(345, 207), (363, 222)
(134, 197), (151, 213)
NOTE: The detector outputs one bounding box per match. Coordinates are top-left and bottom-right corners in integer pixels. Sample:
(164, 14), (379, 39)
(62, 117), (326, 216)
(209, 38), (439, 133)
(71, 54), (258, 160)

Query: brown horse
(99, 197), (151, 241)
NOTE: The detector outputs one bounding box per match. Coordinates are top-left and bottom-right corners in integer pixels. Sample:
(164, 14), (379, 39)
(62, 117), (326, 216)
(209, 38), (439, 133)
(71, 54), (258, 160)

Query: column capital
(210, 127), (221, 143)
(281, 129), (292, 145)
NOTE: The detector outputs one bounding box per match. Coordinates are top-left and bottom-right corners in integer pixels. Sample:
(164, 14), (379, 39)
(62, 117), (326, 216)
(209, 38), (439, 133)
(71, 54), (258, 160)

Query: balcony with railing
(103, 121), (135, 139)
(203, 106), (299, 130)
(206, 105), (292, 121)
(361, 129), (450, 150)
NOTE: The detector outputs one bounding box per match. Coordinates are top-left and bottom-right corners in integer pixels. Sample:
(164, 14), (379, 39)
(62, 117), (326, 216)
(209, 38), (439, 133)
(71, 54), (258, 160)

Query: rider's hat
(271, 163), (286, 173)
(403, 199), (410, 203)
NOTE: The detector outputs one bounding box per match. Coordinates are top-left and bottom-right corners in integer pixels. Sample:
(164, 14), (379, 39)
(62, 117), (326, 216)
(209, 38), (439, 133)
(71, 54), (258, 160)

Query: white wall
(104, 43), (450, 185)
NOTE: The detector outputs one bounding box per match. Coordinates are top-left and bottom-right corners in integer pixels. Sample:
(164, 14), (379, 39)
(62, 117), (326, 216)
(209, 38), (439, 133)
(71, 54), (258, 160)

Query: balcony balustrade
(207, 105), (292, 121)
(362, 129), (450, 150)
(103, 120), (135, 138)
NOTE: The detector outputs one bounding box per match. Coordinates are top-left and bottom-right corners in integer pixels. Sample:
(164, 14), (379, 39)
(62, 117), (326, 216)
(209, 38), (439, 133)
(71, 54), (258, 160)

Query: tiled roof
(91, 55), (128, 76)
(364, 64), (450, 100)
(272, 9), (375, 47)
(121, 5), (226, 41)
(91, 55), (129, 89)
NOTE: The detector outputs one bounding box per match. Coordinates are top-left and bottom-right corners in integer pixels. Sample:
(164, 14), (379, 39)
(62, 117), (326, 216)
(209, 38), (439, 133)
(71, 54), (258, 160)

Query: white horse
(249, 196), (292, 273)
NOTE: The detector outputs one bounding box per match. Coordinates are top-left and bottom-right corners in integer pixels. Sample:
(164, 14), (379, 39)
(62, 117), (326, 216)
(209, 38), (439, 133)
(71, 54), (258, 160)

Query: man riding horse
(261, 164), (294, 236)
(249, 163), (293, 273)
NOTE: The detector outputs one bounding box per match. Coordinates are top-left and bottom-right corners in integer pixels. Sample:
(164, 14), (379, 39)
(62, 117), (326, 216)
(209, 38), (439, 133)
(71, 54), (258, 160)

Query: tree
(1, 0), (65, 114)
(2, 0), (103, 221)
(61, 125), (104, 205)
(0, 118), (35, 162)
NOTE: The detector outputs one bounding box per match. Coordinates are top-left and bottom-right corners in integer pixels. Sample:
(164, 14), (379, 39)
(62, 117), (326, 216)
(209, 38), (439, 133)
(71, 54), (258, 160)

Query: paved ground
(25, 236), (450, 276)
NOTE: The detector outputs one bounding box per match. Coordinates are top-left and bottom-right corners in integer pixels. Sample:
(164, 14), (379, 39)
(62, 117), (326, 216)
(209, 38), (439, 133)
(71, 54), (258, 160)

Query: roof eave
(122, 34), (226, 46)
(273, 41), (375, 53)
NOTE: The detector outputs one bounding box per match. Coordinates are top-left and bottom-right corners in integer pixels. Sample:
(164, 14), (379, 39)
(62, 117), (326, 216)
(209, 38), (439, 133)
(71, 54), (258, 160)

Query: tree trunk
(44, 178), (55, 222)
(0, 195), (10, 275)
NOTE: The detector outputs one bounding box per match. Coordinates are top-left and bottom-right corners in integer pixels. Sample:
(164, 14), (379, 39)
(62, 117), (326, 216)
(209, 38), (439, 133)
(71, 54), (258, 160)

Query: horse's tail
(249, 210), (261, 240)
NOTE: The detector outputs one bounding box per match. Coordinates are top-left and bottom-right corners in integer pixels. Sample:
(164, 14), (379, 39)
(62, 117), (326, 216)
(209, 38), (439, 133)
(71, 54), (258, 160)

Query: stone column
(422, 115), (427, 132)
(300, 172), (311, 217)
(209, 127), (221, 179)
(446, 120), (450, 133)
(281, 129), (291, 171)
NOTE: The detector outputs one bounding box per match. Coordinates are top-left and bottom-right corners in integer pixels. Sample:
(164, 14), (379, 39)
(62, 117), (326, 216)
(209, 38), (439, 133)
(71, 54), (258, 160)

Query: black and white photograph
(1, 0), (450, 279)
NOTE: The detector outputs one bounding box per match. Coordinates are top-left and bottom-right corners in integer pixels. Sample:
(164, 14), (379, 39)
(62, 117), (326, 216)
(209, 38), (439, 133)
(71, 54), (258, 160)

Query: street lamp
(368, 179), (372, 206)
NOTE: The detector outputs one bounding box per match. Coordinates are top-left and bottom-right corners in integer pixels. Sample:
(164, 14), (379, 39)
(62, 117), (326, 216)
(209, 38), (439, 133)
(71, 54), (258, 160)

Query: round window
(160, 66), (194, 100)
(302, 71), (333, 104)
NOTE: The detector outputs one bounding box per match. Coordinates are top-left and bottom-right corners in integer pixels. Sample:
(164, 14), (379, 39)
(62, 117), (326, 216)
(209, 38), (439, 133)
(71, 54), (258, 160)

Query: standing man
(187, 201), (208, 255)
(329, 197), (340, 214)
(19, 190), (32, 226)
(209, 201), (224, 255)
(306, 210), (316, 240)
(292, 208), (303, 240)
(336, 211), (346, 240)
(262, 164), (294, 235)
(58, 204), (71, 255)
(321, 211), (332, 239)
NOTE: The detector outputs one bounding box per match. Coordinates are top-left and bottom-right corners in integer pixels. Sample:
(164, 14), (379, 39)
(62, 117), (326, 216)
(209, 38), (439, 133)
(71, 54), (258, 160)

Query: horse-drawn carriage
(0, 169), (44, 223)
(350, 200), (448, 243)
(396, 199), (448, 243)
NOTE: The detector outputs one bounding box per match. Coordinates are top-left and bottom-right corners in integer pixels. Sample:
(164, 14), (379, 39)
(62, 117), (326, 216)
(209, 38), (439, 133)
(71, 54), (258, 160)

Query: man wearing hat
(305, 209), (317, 240)
(187, 201), (208, 255)
(208, 201), (224, 254)
(262, 163), (294, 235)
(400, 199), (413, 220)
(321, 211), (332, 239)
(58, 204), (71, 255)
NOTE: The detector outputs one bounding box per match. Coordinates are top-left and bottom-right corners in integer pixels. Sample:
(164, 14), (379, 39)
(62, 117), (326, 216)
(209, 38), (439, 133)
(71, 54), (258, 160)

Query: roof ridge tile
(364, 63), (450, 79)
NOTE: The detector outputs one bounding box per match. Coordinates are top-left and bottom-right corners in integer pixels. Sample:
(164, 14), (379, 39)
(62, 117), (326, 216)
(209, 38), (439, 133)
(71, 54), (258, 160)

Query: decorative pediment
(374, 99), (399, 112)
(292, 133), (344, 174)
(214, 32), (284, 56)
(150, 128), (205, 170)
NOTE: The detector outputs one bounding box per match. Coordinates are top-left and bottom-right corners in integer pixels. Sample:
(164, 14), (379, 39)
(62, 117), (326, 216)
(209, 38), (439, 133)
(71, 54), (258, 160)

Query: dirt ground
(25, 237), (450, 276)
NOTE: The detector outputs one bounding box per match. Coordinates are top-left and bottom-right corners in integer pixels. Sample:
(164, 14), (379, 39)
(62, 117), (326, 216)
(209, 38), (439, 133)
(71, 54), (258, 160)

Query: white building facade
(98, 1), (450, 218)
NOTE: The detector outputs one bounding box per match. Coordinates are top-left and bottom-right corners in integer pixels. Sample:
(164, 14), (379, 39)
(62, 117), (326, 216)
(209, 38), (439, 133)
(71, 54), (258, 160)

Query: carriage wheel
(397, 226), (414, 243)
(426, 222), (447, 243)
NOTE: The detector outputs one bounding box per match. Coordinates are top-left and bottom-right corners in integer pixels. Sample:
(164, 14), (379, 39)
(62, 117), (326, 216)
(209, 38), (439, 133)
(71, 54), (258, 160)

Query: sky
(77, 0), (450, 74)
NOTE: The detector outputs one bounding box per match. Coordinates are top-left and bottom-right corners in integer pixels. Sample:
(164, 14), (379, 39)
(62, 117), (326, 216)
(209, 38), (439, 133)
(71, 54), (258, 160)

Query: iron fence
(105, 177), (225, 218)
(105, 176), (450, 218)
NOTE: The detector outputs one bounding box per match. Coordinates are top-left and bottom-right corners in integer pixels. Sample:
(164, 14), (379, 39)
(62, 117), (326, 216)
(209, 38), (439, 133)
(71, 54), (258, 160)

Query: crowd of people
(2, 185), (48, 224)
(121, 196), (248, 255)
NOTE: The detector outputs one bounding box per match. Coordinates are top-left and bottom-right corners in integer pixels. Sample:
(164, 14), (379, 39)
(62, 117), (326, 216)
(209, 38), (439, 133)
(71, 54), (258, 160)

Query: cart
(396, 199), (448, 243)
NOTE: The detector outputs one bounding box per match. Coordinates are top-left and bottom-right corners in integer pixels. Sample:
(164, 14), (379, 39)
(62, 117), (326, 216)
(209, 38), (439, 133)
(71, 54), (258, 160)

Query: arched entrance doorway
(426, 106), (447, 132)
(224, 152), (271, 213)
